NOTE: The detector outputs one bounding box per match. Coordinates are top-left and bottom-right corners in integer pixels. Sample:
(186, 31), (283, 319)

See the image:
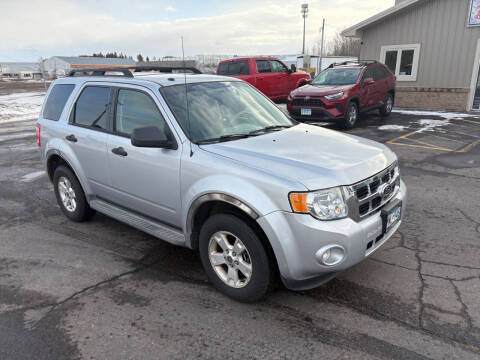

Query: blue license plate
(386, 205), (402, 230)
(301, 108), (312, 116)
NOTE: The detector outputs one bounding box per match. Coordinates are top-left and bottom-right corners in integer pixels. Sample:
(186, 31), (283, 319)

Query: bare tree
(328, 32), (361, 57)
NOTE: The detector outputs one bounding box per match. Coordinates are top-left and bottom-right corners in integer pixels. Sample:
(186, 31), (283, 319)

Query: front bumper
(257, 179), (407, 291)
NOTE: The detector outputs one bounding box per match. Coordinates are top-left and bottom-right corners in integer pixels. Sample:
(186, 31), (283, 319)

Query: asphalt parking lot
(1, 86), (480, 359)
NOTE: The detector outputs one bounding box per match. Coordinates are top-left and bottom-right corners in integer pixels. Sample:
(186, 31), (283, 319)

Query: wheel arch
(45, 149), (91, 198)
(187, 194), (280, 276)
(186, 193), (259, 250)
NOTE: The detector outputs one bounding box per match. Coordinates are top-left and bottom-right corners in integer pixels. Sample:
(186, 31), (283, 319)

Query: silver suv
(37, 67), (407, 302)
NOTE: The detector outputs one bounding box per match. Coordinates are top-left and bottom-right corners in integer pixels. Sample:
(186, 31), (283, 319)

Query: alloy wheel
(208, 231), (253, 288)
(58, 176), (77, 212)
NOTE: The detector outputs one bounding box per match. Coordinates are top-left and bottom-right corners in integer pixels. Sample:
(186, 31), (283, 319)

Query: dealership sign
(468, 0), (480, 27)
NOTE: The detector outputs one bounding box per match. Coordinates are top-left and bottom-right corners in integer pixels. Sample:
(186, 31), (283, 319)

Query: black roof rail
(132, 66), (202, 74)
(67, 68), (133, 77)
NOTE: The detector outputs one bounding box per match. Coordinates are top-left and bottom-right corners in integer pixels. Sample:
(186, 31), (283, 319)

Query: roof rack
(133, 66), (202, 74)
(67, 66), (202, 78)
(67, 68), (133, 77)
(328, 60), (378, 68)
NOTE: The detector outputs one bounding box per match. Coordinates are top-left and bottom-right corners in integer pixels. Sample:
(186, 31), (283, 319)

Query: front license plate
(386, 204), (402, 231)
(301, 108), (312, 116)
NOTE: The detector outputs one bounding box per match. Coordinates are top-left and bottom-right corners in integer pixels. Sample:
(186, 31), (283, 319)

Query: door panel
(67, 85), (112, 195)
(360, 68), (381, 108)
(255, 60), (276, 98)
(104, 87), (182, 226)
(270, 60), (290, 98)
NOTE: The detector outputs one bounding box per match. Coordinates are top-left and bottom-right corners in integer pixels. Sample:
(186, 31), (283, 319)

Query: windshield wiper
(197, 133), (255, 145)
(248, 125), (293, 135)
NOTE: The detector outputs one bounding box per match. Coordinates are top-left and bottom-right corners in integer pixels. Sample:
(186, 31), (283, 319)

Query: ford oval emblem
(383, 184), (393, 197)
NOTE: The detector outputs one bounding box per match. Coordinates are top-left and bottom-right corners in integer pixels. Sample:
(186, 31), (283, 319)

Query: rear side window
(43, 84), (75, 121)
(218, 61), (249, 75)
(217, 63), (228, 75)
(115, 89), (168, 136)
(73, 86), (110, 130)
(256, 60), (271, 73)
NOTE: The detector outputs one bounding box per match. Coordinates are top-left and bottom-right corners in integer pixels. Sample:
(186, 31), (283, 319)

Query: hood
(291, 84), (353, 97)
(200, 124), (397, 190)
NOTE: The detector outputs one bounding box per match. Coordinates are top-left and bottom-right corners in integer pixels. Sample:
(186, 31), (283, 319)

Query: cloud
(0, 0), (394, 61)
(166, 5), (176, 12)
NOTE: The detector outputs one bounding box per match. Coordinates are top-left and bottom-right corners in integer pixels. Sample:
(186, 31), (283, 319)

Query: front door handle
(65, 134), (77, 143)
(111, 147), (128, 157)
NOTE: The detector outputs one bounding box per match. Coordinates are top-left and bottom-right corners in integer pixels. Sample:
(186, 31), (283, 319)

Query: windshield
(312, 68), (361, 86)
(162, 81), (296, 143)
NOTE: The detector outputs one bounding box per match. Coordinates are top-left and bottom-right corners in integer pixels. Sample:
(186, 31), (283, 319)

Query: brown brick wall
(394, 87), (470, 111)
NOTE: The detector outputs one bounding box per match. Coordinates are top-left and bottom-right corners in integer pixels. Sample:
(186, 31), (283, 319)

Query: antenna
(181, 36), (193, 157)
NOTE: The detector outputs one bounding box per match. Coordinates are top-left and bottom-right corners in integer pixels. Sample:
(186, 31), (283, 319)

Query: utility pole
(319, 19), (325, 73)
(301, 4), (309, 54)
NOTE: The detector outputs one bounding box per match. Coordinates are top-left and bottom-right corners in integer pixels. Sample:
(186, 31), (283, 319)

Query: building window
(380, 44), (421, 81)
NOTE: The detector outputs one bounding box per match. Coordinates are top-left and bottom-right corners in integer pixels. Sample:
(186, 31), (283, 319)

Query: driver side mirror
(362, 77), (375, 86)
(290, 64), (297, 73)
(131, 126), (177, 149)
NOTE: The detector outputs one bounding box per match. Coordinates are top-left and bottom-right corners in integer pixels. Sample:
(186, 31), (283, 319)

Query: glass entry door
(473, 61), (480, 110)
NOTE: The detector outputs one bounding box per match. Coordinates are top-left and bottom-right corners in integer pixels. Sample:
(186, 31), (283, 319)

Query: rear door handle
(111, 147), (128, 157)
(65, 134), (77, 143)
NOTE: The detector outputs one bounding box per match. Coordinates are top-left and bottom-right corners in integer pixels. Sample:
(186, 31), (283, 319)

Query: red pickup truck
(217, 57), (310, 101)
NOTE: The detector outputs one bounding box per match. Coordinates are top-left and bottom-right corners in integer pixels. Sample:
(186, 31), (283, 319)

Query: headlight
(324, 92), (344, 101)
(289, 187), (348, 220)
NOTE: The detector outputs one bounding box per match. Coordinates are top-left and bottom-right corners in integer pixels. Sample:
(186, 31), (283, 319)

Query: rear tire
(199, 214), (275, 302)
(53, 165), (95, 222)
(339, 102), (358, 129)
(379, 93), (394, 117)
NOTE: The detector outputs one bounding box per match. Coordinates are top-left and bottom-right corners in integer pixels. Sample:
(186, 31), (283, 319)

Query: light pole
(301, 3), (309, 55)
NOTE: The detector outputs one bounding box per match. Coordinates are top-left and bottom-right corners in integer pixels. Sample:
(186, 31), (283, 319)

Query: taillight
(36, 124), (41, 147)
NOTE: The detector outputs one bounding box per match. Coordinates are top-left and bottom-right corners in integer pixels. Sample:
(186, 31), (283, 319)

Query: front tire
(199, 214), (275, 302)
(53, 165), (95, 222)
(340, 101), (358, 129)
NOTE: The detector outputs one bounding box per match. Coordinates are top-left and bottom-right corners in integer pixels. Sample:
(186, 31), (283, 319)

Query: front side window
(162, 81), (295, 143)
(115, 89), (167, 136)
(312, 68), (361, 86)
(256, 60), (271, 73)
(74, 86), (110, 130)
(380, 44), (420, 81)
(43, 84), (75, 121)
(270, 60), (288, 73)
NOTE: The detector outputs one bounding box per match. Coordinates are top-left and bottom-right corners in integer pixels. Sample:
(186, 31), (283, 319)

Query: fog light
(316, 245), (345, 266)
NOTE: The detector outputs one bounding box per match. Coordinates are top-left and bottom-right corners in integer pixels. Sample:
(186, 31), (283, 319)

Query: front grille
(346, 162), (400, 220)
(292, 98), (325, 107)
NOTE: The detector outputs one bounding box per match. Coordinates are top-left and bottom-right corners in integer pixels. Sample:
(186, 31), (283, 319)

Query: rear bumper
(257, 179), (407, 291)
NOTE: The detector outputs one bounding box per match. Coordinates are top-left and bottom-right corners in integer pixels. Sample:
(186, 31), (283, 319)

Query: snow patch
(415, 119), (449, 133)
(0, 91), (45, 123)
(393, 109), (476, 119)
(20, 170), (45, 182)
(378, 125), (408, 131)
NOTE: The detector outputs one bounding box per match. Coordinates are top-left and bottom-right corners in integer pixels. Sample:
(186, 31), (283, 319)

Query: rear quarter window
(43, 84), (75, 121)
(218, 61), (249, 76)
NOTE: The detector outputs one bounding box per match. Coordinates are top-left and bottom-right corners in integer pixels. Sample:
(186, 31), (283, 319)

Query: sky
(0, 0), (394, 62)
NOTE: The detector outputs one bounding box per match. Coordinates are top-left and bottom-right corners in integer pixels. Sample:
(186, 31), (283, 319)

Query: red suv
(287, 61), (395, 128)
(217, 57), (310, 101)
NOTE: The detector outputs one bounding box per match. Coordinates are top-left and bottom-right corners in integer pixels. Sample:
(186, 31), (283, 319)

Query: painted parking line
(387, 118), (480, 153)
